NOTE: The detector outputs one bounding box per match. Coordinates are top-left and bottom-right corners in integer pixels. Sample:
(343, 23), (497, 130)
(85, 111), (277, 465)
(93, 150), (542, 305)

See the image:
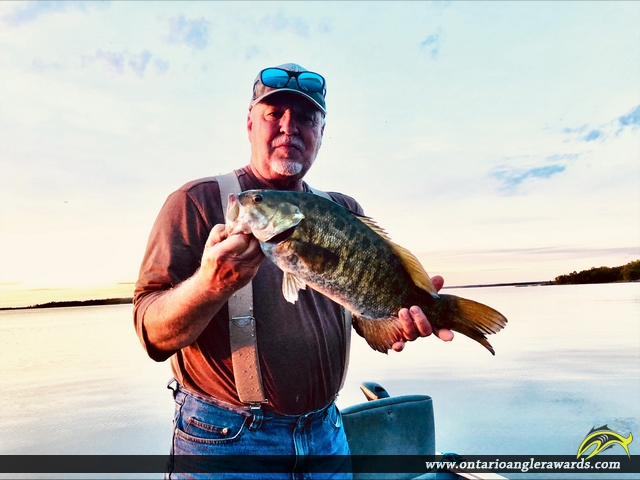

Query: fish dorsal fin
(353, 214), (391, 239)
(355, 215), (439, 298)
(282, 271), (307, 304)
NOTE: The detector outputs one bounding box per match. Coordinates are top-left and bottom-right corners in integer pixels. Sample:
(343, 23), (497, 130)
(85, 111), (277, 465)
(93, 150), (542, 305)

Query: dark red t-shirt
(134, 167), (364, 414)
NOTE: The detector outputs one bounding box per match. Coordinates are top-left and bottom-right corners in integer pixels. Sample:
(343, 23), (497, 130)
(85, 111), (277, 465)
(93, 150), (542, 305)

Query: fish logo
(576, 425), (633, 459)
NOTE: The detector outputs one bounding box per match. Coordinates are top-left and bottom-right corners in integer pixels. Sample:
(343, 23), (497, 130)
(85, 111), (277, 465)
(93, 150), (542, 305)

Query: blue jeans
(166, 382), (352, 480)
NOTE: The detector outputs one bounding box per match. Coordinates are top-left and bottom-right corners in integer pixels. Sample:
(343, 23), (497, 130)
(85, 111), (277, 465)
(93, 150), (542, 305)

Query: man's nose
(279, 110), (300, 135)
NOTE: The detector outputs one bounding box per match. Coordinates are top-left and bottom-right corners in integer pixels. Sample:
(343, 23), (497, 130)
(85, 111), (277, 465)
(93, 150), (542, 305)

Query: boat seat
(341, 385), (456, 479)
(342, 394), (436, 457)
(341, 383), (504, 480)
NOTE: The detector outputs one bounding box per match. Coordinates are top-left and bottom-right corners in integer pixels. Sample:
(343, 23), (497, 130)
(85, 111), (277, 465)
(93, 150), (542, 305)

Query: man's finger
(205, 224), (227, 247)
(435, 328), (454, 342)
(431, 275), (444, 292)
(398, 308), (419, 341)
(220, 233), (263, 260)
(409, 306), (433, 337)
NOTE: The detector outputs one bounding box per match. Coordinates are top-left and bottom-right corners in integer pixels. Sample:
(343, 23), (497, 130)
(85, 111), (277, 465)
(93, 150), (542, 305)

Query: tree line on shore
(555, 260), (640, 285)
(0, 297), (133, 311)
(3, 261), (638, 310)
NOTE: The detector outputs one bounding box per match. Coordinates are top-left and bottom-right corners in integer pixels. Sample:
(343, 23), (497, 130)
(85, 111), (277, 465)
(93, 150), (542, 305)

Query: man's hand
(142, 225), (264, 354)
(198, 224), (265, 294)
(392, 275), (454, 352)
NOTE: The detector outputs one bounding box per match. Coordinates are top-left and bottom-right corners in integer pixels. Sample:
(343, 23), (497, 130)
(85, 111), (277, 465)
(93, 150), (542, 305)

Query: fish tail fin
(437, 294), (508, 355)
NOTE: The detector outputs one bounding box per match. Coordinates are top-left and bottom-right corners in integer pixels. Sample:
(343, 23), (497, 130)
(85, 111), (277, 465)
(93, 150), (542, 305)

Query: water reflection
(1, 284), (638, 463)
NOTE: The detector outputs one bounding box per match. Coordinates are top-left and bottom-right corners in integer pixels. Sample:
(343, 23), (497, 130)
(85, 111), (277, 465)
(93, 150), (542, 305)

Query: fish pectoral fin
(282, 272), (307, 304)
(355, 216), (438, 298)
(292, 241), (340, 272)
(351, 315), (405, 354)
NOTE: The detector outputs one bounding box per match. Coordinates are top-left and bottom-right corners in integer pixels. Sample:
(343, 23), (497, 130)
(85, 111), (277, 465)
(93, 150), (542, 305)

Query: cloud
(31, 58), (64, 73)
(545, 153), (579, 162)
(2, 1), (68, 26)
(562, 124), (587, 135)
(129, 51), (152, 78)
(583, 129), (604, 142)
(96, 50), (125, 75)
(245, 45), (263, 61)
(317, 18), (333, 34)
(84, 50), (164, 77)
(165, 15), (210, 51)
(420, 28), (444, 59)
(259, 10), (310, 37)
(562, 104), (639, 142)
(490, 164), (566, 193)
(154, 58), (170, 75)
(2, 0), (108, 27)
(434, 245), (640, 259)
(618, 105), (639, 127)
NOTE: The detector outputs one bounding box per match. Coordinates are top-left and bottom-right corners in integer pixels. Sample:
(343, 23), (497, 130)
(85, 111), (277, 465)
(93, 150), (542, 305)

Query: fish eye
(253, 194), (263, 204)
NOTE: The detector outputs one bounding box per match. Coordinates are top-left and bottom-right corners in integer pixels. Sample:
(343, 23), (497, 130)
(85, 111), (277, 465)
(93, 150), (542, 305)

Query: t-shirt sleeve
(133, 188), (215, 362)
(327, 191), (365, 216)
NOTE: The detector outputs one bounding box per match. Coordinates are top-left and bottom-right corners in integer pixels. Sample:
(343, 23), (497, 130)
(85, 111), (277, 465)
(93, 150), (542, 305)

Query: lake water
(1, 283), (638, 478)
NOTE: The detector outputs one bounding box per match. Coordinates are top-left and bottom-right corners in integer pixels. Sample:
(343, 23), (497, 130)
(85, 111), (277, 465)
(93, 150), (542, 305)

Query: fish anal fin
(282, 271), (306, 304)
(351, 315), (405, 354)
(355, 216), (438, 298)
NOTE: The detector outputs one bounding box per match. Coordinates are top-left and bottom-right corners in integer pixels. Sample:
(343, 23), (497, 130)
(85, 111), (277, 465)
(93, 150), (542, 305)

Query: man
(134, 63), (452, 479)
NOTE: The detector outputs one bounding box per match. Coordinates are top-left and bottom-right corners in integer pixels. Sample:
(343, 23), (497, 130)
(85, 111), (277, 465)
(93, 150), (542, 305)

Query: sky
(0, 1), (639, 308)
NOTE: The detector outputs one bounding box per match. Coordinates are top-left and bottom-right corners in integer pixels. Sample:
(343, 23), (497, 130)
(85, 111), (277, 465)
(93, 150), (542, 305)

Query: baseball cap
(249, 63), (327, 114)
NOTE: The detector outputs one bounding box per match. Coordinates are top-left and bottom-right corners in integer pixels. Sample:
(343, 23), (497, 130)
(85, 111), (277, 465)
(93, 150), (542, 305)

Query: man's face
(247, 92), (325, 185)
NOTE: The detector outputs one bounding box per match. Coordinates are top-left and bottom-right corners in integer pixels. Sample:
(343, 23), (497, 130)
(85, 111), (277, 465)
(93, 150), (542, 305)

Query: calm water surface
(1, 283), (638, 476)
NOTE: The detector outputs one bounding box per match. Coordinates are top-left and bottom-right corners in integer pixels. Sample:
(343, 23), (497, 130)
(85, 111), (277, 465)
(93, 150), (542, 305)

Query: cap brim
(250, 88), (326, 115)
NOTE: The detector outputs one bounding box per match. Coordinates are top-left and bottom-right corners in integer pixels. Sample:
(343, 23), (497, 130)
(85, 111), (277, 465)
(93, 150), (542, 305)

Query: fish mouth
(226, 194), (240, 223)
(264, 225), (298, 244)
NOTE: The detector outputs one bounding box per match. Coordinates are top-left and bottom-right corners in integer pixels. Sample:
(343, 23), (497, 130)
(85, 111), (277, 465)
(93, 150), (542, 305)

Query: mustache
(271, 135), (305, 150)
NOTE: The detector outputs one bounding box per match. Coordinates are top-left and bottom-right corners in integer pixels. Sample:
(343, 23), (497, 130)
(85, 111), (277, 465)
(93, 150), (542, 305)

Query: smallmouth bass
(226, 190), (507, 354)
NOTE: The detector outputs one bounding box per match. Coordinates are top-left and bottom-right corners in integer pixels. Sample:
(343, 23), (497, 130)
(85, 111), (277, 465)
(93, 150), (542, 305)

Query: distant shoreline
(0, 281), (553, 311)
(444, 281), (553, 289)
(5, 280), (638, 311)
(0, 297), (133, 311)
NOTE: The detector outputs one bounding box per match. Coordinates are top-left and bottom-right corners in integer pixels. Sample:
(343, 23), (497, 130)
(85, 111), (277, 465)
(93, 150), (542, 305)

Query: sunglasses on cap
(259, 68), (326, 94)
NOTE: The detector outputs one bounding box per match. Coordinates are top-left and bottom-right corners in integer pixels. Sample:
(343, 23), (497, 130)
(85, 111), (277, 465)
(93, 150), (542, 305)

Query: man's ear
(246, 111), (253, 139)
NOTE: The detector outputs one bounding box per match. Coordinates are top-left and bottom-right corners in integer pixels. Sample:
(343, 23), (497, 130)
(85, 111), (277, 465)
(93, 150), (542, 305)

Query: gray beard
(271, 159), (304, 176)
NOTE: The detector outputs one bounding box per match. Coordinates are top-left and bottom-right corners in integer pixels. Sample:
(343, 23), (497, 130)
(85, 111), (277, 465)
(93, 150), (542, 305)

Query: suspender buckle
(248, 404), (264, 431)
(231, 315), (255, 328)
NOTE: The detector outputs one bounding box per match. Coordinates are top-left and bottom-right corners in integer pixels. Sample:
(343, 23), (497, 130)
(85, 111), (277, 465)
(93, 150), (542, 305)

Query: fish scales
(226, 190), (508, 354)
(290, 195), (413, 318)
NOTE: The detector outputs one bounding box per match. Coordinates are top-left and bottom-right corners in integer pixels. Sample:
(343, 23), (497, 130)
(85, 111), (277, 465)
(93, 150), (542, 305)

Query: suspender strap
(216, 172), (352, 406)
(339, 308), (352, 392)
(216, 172), (268, 407)
(307, 186), (352, 392)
